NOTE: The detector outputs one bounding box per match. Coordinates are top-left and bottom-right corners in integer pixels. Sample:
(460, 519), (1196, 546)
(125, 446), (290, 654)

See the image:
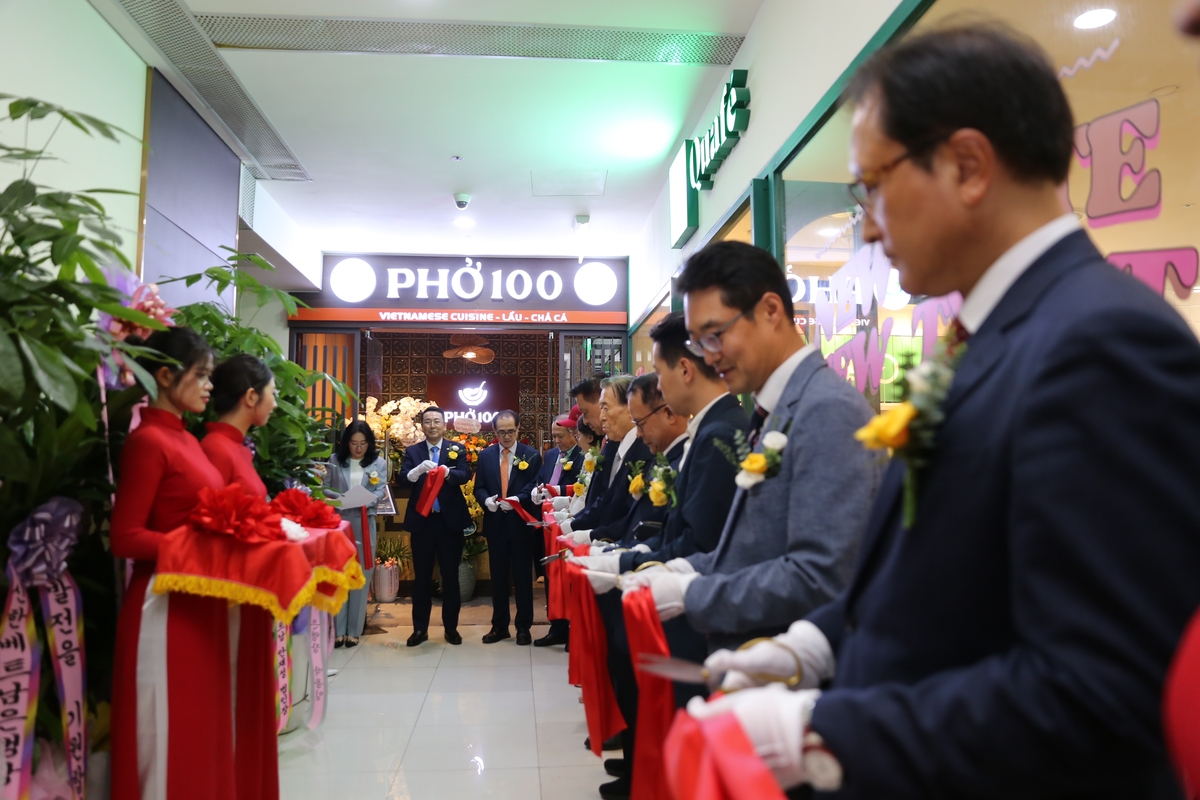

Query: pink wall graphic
(1074, 100), (1161, 228)
(1109, 248), (1199, 298)
(911, 293), (963, 359)
(814, 243), (891, 342)
(827, 317), (894, 394)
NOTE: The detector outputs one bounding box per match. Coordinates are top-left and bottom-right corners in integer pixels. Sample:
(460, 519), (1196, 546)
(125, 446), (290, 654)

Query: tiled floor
(278, 617), (609, 800)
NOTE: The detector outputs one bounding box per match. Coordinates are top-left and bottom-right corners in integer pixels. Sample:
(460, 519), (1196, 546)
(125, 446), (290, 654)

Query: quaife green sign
(669, 70), (751, 249)
(690, 70), (750, 191)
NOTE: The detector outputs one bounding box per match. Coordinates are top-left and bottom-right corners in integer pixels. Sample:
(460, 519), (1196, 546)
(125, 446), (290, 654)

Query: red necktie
(947, 318), (971, 355)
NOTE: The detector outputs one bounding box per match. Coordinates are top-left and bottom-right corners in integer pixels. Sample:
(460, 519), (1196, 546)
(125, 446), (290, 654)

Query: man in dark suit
(691, 26), (1200, 799)
(569, 375), (618, 512)
(536, 414), (578, 488)
(558, 375), (653, 541)
(401, 407), (472, 647)
(473, 410), (542, 645)
(573, 373), (691, 798)
(616, 312), (747, 572)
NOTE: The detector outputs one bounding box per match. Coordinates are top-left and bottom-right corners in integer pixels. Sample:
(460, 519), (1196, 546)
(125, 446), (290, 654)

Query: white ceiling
(187, 0), (765, 260)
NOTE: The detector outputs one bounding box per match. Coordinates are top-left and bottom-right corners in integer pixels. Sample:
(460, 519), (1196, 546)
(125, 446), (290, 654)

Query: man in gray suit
(623, 241), (881, 652)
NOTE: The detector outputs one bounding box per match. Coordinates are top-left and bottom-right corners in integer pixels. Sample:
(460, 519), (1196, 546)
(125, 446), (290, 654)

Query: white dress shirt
(609, 426), (641, 488)
(680, 392), (729, 470)
(958, 213), (1081, 334)
(754, 343), (821, 414)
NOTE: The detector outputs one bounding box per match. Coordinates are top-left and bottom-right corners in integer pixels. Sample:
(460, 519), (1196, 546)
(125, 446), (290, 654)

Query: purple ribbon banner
(5, 497), (86, 800)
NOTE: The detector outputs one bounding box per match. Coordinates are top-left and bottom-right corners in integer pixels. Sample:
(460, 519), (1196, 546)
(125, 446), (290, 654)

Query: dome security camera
(454, 193), (471, 210)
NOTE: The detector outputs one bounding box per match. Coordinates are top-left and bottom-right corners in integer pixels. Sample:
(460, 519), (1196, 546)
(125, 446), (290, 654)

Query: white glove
(664, 557), (696, 575)
(407, 460), (435, 481)
(630, 543), (652, 554)
(582, 569), (620, 594)
(624, 569), (699, 621)
(570, 528), (592, 545)
(619, 564), (665, 591)
(705, 621), (835, 692)
(573, 553), (621, 575)
(686, 685), (834, 791)
(531, 486), (547, 504)
(485, 496), (500, 513)
(498, 500), (514, 512)
(551, 496), (572, 511)
(422, 459), (438, 471)
(559, 517), (574, 534)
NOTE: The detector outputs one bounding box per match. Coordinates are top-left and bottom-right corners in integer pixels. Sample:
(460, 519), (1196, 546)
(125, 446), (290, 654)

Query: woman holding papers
(322, 420), (388, 646)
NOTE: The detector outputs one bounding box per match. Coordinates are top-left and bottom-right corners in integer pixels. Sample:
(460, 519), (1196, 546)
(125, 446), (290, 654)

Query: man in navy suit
(473, 410), (542, 645)
(691, 26), (1200, 799)
(570, 375), (618, 512)
(558, 375), (653, 542)
(536, 414), (578, 488)
(401, 407), (472, 647)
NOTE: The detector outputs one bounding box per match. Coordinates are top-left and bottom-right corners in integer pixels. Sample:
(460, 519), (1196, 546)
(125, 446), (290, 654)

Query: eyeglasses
(631, 405), (667, 430)
(496, 428), (518, 436)
(847, 151), (912, 212)
(685, 309), (749, 357)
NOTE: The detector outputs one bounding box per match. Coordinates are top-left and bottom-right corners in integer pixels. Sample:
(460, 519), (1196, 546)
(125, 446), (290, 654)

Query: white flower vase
(373, 563), (400, 603)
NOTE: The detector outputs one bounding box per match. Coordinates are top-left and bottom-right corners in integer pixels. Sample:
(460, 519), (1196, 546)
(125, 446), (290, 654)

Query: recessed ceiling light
(818, 227), (842, 237)
(1150, 85), (1179, 97)
(453, 217), (475, 229)
(1074, 8), (1116, 29)
(450, 155), (464, 162)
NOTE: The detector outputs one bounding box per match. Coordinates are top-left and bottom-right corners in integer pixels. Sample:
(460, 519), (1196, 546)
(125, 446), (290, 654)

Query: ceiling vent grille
(196, 15), (744, 65)
(117, 0), (310, 181)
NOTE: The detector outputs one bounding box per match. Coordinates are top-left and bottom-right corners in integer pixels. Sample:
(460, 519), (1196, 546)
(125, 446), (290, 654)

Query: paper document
(337, 484), (377, 510)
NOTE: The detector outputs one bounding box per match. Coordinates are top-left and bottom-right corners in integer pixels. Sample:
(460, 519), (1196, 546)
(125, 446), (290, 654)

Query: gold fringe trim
(151, 556), (367, 624)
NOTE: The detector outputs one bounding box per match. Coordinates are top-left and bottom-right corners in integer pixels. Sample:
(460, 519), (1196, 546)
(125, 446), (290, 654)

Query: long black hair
(336, 419), (378, 467)
(126, 327), (213, 389)
(576, 419), (598, 448)
(210, 354), (273, 415)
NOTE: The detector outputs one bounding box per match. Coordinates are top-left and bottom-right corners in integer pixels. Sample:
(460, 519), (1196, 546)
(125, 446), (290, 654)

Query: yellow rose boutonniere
(740, 453), (769, 475)
(716, 425), (790, 490)
(855, 401), (917, 451)
(628, 472), (646, 500)
(583, 459), (596, 473)
(518, 459), (529, 470)
(368, 470), (381, 486)
(648, 479), (668, 507)
(572, 480), (587, 497)
(449, 448), (459, 460)
(563, 461), (574, 471)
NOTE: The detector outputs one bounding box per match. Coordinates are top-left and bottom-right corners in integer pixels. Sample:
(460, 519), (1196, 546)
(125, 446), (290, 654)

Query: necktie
(430, 445), (440, 512)
(549, 456), (563, 488)
(748, 403), (769, 446)
(500, 448), (510, 499)
(947, 318), (971, 355)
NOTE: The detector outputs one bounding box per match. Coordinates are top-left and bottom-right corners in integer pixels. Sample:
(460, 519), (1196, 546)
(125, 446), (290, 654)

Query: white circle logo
(458, 382), (488, 407)
(573, 262), (618, 307)
(329, 258), (377, 303)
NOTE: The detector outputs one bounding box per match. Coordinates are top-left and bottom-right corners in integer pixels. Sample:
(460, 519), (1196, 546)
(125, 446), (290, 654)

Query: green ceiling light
(600, 119), (676, 160)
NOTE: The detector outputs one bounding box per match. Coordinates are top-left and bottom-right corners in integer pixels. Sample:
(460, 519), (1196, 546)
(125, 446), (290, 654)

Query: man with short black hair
(570, 374), (617, 511)
(622, 241), (880, 655)
(474, 409), (542, 645)
(401, 406), (472, 646)
(688, 25), (1200, 798)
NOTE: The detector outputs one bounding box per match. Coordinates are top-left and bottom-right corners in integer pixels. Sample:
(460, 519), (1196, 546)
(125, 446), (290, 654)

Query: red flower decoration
(191, 485), (285, 543)
(270, 488), (342, 529)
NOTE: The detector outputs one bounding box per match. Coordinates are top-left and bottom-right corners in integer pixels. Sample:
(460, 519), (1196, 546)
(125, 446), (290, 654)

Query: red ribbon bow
(270, 489), (342, 529)
(190, 484), (285, 544)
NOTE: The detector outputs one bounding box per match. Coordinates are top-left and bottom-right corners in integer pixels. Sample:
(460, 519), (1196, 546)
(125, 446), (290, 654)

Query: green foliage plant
(163, 258), (352, 495)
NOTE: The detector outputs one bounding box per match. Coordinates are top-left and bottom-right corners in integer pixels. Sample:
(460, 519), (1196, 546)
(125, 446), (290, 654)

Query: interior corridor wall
(142, 70), (240, 309)
(0, 0), (146, 265)
(628, 0), (904, 325)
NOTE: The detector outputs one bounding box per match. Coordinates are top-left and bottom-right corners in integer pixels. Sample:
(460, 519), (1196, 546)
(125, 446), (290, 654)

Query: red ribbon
(565, 542), (590, 686)
(663, 708), (789, 800)
(543, 522), (567, 620)
(414, 466), (447, 517)
(565, 557), (625, 756)
(503, 496), (538, 525)
(358, 507), (373, 568)
(623, 587), (676, 800)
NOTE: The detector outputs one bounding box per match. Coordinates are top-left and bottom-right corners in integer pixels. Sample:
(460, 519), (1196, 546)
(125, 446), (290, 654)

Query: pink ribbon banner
(38, 574), (85, 800)
(0, 563), (40, 800)
(275, 622), (292, 733)
(307, 611), (327, 730)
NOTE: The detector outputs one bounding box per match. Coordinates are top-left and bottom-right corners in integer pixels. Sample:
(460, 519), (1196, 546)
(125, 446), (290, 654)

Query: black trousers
(488, 526), (536, 630)
(598, 591), (637, 774)
(410, 512), (465, 632)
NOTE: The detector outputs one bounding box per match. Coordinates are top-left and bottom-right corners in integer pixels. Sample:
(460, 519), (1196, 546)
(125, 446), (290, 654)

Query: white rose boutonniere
(717, 424), (791, 491)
